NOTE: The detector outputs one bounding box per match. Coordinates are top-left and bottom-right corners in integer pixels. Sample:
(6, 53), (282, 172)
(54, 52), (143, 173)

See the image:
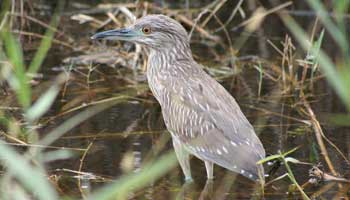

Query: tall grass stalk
(1, 28), (31, 109)
(27, 1), (63, 74)
(0, 1), (65, 199)
(280, 14), (350, 110)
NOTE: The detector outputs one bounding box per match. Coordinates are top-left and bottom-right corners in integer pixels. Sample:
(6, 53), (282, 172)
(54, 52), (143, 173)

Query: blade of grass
(257, 147), (299, 164)
(257, 62), (263, 97)
(334, 0), (349, 61)
(27, 1), (64, 74)
(0, 0), (11, 31)
(88, 151), (177, 200)
(306, 0), (348, 54)
(280, 14), (350, 110)
(282, 155), (310, 200)
(38, 96), (131, 147)
(25, 73), (66, 122)
(257, 154), (281, 164)
(0, 28), (31, 109)
(260, 150), (310, 199)
(311, 29), (324, 72)
(0, 141), (58, 200)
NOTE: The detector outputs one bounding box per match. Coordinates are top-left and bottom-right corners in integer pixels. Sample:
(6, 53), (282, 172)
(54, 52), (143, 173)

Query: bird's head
(91, 14), (189, 51)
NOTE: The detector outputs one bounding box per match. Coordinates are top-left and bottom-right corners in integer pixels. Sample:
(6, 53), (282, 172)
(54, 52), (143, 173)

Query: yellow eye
(142, 26), (152, 34)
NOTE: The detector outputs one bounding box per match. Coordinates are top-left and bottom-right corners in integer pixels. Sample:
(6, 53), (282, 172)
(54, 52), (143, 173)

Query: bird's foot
(184, 176), (193, 183)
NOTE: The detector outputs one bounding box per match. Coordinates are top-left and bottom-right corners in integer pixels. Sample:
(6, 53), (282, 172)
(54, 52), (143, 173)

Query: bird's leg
(205, 161), (214, 179)
(172, 137), (192, 182)
(199, 179), (214, 199)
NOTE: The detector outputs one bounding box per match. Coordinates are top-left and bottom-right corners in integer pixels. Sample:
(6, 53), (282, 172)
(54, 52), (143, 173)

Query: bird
(91, 14), (265, 182)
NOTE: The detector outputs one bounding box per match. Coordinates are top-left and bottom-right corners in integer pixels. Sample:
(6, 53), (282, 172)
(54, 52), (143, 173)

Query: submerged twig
(309, 165), (350, 184)
(303, 99), (350, 172)
(78, 140), (95, 199)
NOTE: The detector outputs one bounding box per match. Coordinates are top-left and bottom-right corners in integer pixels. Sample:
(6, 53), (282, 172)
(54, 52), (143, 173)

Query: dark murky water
(16, 0), (350, 199)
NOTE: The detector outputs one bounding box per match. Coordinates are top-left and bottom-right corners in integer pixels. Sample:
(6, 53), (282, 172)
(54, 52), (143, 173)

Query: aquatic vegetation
(0, 0), (349, 199)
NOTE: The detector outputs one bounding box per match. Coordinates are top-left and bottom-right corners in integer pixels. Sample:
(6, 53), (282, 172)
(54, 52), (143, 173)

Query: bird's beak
(91, 28), (137, 41)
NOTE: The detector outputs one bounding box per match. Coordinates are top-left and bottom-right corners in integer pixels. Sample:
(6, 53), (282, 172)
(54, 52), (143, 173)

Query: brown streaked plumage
(92, 14), (265, 182)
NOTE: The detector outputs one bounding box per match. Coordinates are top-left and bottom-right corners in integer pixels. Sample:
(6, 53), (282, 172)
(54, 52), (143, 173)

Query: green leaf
(282, 146), (300, 157)
(42, 149), (73, 163)
(0, 28), (31, 109)
(25, 74), (66, 122)
(257, 154), (281, 164)
(284, 157), (302, 164)
(311, 29), (324, 72)
(38, 96), (129, 147)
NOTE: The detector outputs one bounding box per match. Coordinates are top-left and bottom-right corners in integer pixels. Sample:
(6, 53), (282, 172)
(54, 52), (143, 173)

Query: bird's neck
(148, 44), (193, 72)
(146, 44), (193, 104)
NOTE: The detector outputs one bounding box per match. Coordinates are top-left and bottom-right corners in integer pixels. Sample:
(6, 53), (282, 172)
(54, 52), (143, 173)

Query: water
(11, 0), (350, 199)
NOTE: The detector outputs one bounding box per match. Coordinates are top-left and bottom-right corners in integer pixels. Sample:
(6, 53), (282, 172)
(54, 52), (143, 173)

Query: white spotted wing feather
(157, 61), (265, 181)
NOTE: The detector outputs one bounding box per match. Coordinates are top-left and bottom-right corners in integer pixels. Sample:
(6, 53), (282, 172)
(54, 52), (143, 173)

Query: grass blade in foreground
(280, 14), (350, 110)
(88, 151), (177, 200)
(27, 1), (64, 74)
(0, 28), (31, 109)
(0, 142), (58, 200)
(25, 73), (66, 122)
(258, 148), (310, 200)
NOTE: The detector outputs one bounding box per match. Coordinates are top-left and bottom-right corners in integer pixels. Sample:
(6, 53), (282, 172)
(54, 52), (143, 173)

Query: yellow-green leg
(205, 161), (214, 179)
(172, 137), (192, 182)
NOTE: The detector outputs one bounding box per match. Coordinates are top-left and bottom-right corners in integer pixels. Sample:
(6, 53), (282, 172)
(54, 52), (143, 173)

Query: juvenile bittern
(92, 14), (265, 182)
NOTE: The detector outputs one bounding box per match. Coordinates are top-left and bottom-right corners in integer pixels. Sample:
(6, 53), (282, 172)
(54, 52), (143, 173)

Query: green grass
(258, 147), (310, 200)
(1, 27), (31, 109)
(280, 0), (350, 110)
(0, 1), (178, 198)
(88, 151), (177, 200)
(0, 0), (349, 199)
(0, 142), (59, 200)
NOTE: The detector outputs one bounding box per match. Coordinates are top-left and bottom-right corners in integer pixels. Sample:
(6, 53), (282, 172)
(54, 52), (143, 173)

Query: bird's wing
(160, 63), (265, 180)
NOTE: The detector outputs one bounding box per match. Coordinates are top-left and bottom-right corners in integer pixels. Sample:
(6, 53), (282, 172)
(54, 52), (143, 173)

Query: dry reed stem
(310, 182), (336, 199)
(61, 130), (163, 140)
(333, 184), (350, 200)
(246, 104), (309, 124)
(0, 130), (27, 145)
(44, 96), (150, 124)
(310, 166), (350, 183)
(55, 168), (109, 181)
(304, 101), (336, 174)
(176, 14), (220, 42)
(97, 3), (136, 10)
(10, 13), (66, 37)
(11, 30), (74, 49)
(187, 8), (210, 40)
(302, 100), (346, 192)
(211, 12), (235, 57)
(214, 0), (244, 32)
(0, 142), (86, 151)
(233, 1), (293, 30)
(200, 0), (227, 27)
(78, 140), (94, 199)
(106, 11), (120, 26)
(303, 97), (350, 165)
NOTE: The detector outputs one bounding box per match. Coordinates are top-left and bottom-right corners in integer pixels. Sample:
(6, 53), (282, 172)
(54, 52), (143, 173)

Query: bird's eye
(142, 26), (152, 34)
